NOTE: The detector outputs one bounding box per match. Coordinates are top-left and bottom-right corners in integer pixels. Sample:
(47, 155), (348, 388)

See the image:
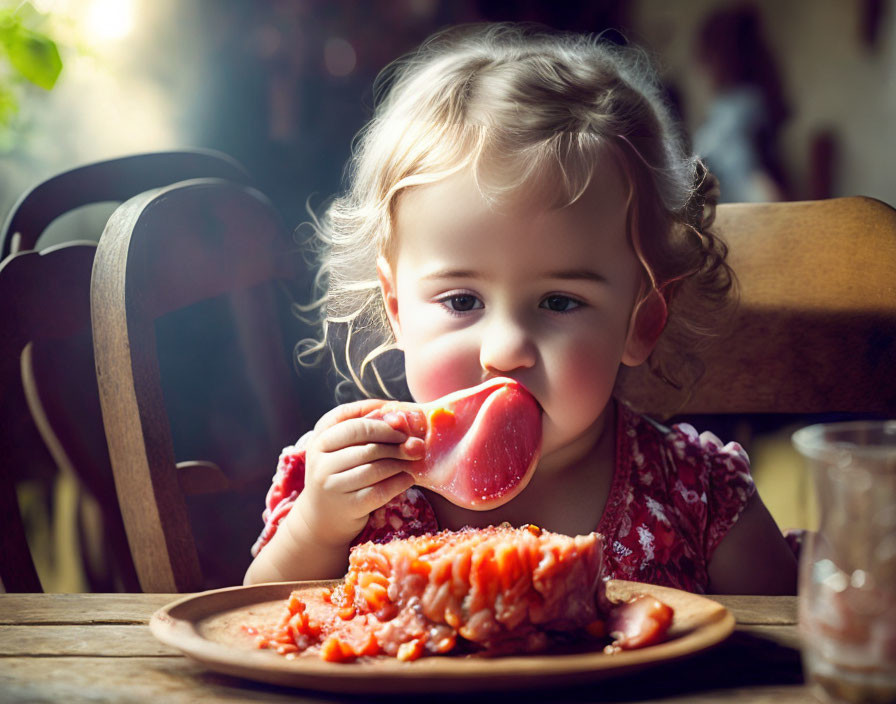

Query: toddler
(245, 23), (797, 595)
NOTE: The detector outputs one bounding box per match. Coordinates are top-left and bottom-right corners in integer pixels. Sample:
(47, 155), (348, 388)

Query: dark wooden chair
(91, 178), (316, 593)
(620, 196), (896, 418)
(1, 149), (248, 257)
(0, 150), (250, 593)
(0, 242), (139, 592)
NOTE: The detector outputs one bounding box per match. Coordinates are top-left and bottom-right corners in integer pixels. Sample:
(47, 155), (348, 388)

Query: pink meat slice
(367, 378), (542, 510)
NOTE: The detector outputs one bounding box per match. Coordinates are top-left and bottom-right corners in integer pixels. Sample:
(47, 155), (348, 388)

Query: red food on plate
(254, 525), (674, 662)
(606, 594), (675, 651)
(367, 377), (542, 510)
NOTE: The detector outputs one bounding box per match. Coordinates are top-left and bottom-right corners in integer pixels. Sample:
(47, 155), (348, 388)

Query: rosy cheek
(551, 344), (618, 419)
(404, 344), (475, 403)
(560, 344), (601, 388)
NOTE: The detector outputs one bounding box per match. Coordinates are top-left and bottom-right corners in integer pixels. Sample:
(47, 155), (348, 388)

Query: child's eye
(439, 294), (483, 313)
(540, 295), (582, 312)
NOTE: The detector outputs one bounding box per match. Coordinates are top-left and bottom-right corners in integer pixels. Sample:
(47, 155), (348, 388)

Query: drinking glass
(793, 420), (896, 704)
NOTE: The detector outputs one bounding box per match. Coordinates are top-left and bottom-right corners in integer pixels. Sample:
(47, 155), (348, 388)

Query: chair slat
(619, 197), (896, 417)
(0, 244), (100, 592)
(92, 179), (304, 593)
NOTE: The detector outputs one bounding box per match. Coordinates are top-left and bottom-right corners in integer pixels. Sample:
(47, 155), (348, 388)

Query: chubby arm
(243, 492), (352, 584)
(707, 492), (798, 595)
(244, 400), (425, 585)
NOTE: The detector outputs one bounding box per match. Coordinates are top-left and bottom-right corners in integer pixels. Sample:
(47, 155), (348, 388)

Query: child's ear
(622, 288), (667, 367)
(377, 256), (402, 347)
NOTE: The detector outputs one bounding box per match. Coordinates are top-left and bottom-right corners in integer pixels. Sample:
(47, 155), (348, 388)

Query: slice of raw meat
(254, 524), (607, 661)
(368, 378), (542, 510)
(340, 523), (606, 658)
(605, 594), (675, 650)
(252, 525), (676, 662)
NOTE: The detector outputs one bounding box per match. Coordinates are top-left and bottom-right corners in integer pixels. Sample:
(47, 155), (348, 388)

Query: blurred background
(4, 0), (894, 233)
(2, 0), (893, 590)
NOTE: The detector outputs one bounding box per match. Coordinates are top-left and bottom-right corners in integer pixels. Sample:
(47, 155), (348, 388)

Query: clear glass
(792, 420), (896, 704)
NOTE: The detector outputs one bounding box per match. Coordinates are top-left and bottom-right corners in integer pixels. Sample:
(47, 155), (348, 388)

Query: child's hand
(295, 399), (426, 548)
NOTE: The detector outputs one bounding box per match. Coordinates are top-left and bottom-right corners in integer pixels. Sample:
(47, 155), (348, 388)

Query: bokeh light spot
(324, 37), (356, 77)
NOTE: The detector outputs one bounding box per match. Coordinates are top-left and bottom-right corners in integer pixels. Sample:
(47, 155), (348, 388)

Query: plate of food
(151, 524), (735, 693)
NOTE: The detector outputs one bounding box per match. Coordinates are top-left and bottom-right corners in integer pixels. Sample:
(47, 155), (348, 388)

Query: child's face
(379, 159), (653, 459)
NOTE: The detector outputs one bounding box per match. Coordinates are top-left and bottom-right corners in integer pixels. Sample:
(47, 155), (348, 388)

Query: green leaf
(0, 81), (18, 123)
(0, 82), (20, 151)
(4, 25), (62, 90)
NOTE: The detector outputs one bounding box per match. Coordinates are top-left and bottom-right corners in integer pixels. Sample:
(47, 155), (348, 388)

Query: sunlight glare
(84, 0), (136, 42)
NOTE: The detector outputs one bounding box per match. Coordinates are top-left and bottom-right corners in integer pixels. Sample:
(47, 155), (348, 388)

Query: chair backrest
(619, 196), (896, 418)
(91, 178), (310, 593)
(1, 149), (248, 258)
(0, 243), (136, 592)
(1, 150), (250, 592)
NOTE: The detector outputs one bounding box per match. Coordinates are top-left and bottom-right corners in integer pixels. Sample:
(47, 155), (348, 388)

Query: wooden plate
(150, 579), (735, 694)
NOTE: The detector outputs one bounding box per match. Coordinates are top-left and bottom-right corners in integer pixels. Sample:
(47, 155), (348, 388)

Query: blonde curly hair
(298, 23), (734, 402)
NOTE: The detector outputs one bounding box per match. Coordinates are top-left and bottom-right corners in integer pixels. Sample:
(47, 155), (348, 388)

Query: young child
(245, 23), (797, 595)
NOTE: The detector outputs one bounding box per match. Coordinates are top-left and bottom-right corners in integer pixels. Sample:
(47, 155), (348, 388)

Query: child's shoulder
(605, 402), (758, 590)
(617, 401), (753, 484)
(615, 404), (756, 554)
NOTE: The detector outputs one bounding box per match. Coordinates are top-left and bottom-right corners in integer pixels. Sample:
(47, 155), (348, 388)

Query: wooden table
(0, 592), (812, 703)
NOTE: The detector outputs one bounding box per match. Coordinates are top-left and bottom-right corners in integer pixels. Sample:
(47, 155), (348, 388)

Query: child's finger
(314, 398), (390, 433)
(324, 436), (425, 475)
(403, 436), (425, 456)
(353, 470), (416, 514)
(328, 458), (417, 494)
(314, 417), (411, 453)
(369, 408), (427, 437)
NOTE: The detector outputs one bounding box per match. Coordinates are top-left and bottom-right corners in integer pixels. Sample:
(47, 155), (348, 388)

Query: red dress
(252, 402), (754, 594)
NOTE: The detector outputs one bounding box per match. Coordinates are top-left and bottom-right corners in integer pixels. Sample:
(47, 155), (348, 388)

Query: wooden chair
(0, 242), (138, 592)
(620, 196), (896, 418)
(91, 178), (315, 593)
(1, 150), (249, 592)
(1, 149), (248, 257)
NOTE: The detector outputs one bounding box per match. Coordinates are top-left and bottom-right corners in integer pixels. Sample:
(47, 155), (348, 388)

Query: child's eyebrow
(543, 269), (608, 284)
(419, 269), (479, 281)
(419, 269), (607, 283)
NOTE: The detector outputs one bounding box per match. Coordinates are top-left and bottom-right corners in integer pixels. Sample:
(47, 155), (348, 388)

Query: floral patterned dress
(251, 402), (754, 594)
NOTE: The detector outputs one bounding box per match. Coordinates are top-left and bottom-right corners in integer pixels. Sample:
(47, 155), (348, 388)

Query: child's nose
(479, 315), (537, 374)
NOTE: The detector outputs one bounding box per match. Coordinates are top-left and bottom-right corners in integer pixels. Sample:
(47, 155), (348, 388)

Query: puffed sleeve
(250, 432), (312, 557)
(353, 487), (439, 544)
(669, 423), (756, 560)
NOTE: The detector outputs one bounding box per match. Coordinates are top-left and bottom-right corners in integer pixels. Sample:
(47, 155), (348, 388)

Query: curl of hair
(297, 22), (736, 402)
(625, 157), (737, 404)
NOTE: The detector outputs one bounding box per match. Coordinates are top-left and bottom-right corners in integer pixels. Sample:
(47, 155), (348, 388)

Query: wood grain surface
(0, 591), (811, 703)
